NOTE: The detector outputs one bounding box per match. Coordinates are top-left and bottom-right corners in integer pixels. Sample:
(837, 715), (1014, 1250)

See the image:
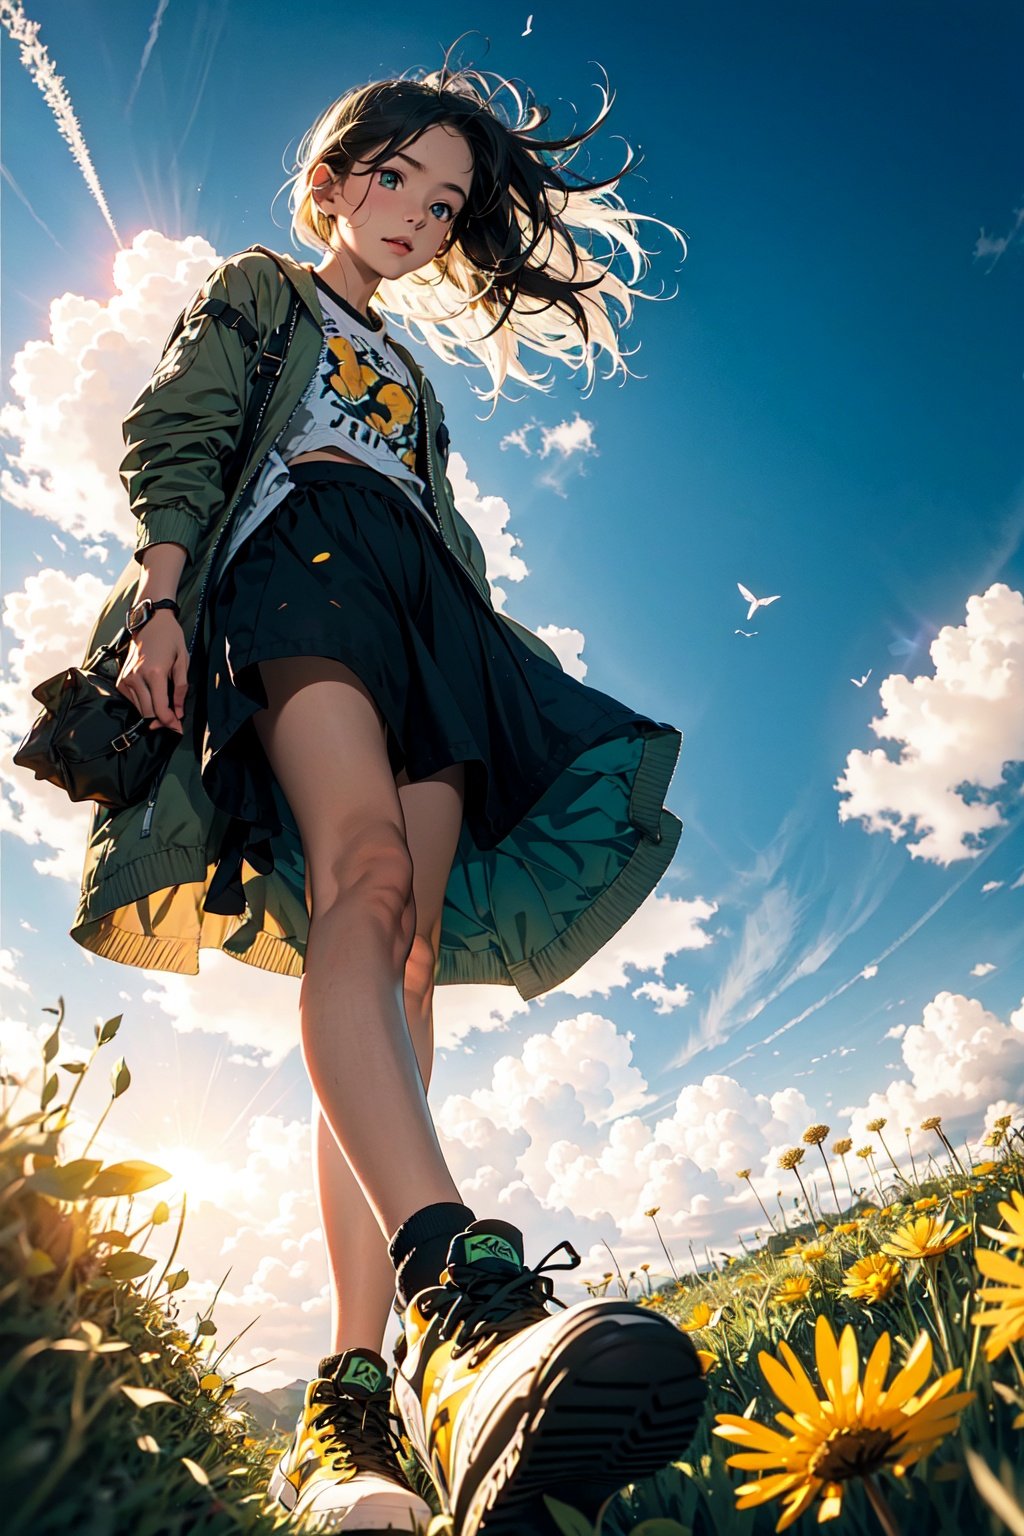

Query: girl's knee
(306, 823), (415, 926)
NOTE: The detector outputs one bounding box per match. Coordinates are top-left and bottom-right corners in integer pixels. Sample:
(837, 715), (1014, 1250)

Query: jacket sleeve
(120, 262), (258, 568)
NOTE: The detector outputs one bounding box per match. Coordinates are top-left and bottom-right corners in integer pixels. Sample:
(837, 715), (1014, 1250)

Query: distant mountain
(233, 1378), (305, 1435)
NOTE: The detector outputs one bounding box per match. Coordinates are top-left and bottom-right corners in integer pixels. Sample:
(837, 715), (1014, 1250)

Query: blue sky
(2, 1), (1022, 1387)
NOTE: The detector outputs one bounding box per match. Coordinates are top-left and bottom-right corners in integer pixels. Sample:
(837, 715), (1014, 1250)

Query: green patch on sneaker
(339, 1355), (386, 1393)
(463, 1233), (520, 1266)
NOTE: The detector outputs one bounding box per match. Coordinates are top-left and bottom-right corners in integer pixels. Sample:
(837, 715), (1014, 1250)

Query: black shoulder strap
(223, 280), (302, 490)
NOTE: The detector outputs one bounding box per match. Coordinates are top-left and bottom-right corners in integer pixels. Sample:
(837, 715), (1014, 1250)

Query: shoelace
(309, 1379), (409, 1481)
(430, 1239), (582, 1366)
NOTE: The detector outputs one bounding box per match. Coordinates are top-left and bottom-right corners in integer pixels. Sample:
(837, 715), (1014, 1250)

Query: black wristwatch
(126, 597), (181, 636)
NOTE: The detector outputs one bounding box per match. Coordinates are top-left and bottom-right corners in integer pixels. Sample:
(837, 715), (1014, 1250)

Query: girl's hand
(116, 612), (188, 733)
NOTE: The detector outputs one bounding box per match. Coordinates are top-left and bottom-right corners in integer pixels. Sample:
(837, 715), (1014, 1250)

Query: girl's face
(312, 122), (474, 275)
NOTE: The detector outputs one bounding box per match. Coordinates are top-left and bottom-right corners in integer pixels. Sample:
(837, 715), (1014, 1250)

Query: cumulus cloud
(835, 584), (1024, 864)
(551, 889), (716, 1002)
(839, 990), (1024, 1153)
(971, 962), (997, 977)
(140, 952), (301, 1068)
(1, 230), (220, 544)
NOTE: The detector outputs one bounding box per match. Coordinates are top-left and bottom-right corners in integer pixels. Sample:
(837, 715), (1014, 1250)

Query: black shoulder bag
(12, 284), (302, 811)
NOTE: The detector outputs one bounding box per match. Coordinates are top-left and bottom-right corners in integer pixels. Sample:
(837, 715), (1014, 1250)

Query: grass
(3, 995), (1023, 1535)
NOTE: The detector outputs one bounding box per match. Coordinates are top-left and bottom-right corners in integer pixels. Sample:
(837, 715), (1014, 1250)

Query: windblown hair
(284, 46), (688, 411)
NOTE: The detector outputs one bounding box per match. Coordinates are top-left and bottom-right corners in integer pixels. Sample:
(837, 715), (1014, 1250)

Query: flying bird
(735, 629), (758, 637)
(737, 582), (780, 621)
(522, 14), (533, 34)
(851, 670), (873, 688)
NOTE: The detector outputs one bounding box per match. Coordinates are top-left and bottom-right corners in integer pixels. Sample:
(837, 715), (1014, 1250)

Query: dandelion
(833, 1220), (861, 1236)
(644, 1205), (679, 1282)
(856, 1144), (885, 1202)
(841, 1253), (901, 1304)
(778, 1147), (816, 1222)
(973, 1161), (1000, 1177)
(803, 1122), (840, 1217)
(714, 1316), (973, 1532)
(974, 1245), (1024, 1363)
(799, 1242), (829, 1264)
(865, 1115), (905, 1183)
(903, 1124), (920, 1183)
(774, 1275), (813, 1306)
(919, 1114), (968, 1178)
(913, 1195), (940, 1211)
(832, 1137), (856, 1206)
(881, 1216), (970, 1262)
(736, 1167), (779, 1234)
(980, 1190), (1024, 1251)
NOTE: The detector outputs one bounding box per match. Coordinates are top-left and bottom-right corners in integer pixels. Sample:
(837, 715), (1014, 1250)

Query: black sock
(388, 1200), (477, 1309)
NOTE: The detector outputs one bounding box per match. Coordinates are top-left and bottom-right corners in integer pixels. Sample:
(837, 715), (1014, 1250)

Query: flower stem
(864, 1475), (902, 1536)
(815, 1144), (841, 1218)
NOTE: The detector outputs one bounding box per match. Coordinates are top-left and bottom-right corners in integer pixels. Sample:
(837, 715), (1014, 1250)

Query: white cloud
(839, 990), (1024, 1153)
(884, 1023), (906, 1040)
(550, 888), (717, 1002)
(1, 230), (220, 544)
(860, 964), (879, 979)
(538, 415), (597, 461)
(0, 949), (30, 993)
(631, 979), (694, 1012)
(531, 624), (588, 681)
(140, 952), (301, 1068)
(982, 880), (1004, 893)
(835, 584), (1024, 864)
(971, 962), (997, 977)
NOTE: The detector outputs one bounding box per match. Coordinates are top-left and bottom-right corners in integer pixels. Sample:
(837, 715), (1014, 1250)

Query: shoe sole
(454, 1304), (708, 1536)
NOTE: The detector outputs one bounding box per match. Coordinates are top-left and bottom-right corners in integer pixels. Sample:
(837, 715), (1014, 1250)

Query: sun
(154, 1142), (228, 1209)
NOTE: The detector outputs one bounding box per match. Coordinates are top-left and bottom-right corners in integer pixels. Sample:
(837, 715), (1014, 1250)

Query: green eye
(379, 169), (400, 189)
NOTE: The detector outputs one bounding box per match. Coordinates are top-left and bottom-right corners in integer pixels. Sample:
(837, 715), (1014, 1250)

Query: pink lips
(384, 238), (411, 252)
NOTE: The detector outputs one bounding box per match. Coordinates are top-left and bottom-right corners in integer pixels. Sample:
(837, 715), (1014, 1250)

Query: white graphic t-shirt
(278, 274), (429, 514)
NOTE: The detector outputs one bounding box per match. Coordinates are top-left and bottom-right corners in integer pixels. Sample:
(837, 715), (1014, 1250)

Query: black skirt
(199, 459), (684, 995)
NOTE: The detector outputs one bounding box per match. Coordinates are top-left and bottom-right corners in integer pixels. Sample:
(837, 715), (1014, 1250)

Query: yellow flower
(802, 1124), (830, 1146)
(799, 1242), (829, 1263)
(696, 1349), (717, 1374)
(856, 1145), (876, 1160)
(713, 1317), (973, 1531)
(832, 1138), (853, 1156)
(834, 1221), (860, 1235)
(778, 1147), (806, 1170)
(774, 1275), (813, 1306)
(782, 1239), (806, 1256)
(680, 1301), (714, 1331)
(878, 1203), (902, 1218)
(881, 1216), (970, 1261)
(866, 1117), (888, 1133)
(736, 1270), (769, 1289)
(644, 1206), (661, 1218)
(920, 1116), (943, 1131)
(973, 1246), (1024, 1362)
(973, 1161), (1000, 1177)
(841, 1253), (901, 1303)
(735, 1169), (752, 1181)
(950, 1189), (974, 1200)
(913, 1195), (940, 1211)
(994, 1115), (1013, 1132)
(980, 1190), (1024, 1251)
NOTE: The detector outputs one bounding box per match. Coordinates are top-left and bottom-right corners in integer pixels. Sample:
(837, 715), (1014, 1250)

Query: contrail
(0, 0), (122, 247)
(126, 0), (169, 114)
(0, 161), (68, 251)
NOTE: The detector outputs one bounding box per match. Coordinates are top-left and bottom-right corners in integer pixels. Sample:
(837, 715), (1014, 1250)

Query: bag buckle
(256, 346), (286, 379)
(111, 721), (144, 752)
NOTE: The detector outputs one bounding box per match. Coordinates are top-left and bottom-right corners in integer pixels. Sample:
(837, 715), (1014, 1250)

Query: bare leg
(252, 656), (466, 1354)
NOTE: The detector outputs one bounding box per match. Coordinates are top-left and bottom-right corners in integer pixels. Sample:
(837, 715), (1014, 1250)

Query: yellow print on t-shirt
(322, 336), (418, 473)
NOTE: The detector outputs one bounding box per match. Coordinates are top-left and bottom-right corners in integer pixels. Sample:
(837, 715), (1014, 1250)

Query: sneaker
(265, 1346), (433, 1532)
(390, 1218), (708, 1536)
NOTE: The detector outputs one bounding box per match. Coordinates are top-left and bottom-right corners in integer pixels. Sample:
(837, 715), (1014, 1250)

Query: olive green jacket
(70, 245), (682, 996)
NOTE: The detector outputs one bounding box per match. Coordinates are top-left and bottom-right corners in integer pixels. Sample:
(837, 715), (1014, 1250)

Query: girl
(74, 53), (706, 1536)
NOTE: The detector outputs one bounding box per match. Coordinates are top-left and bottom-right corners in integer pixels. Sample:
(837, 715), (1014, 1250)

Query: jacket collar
(243, 243), (427, 391)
